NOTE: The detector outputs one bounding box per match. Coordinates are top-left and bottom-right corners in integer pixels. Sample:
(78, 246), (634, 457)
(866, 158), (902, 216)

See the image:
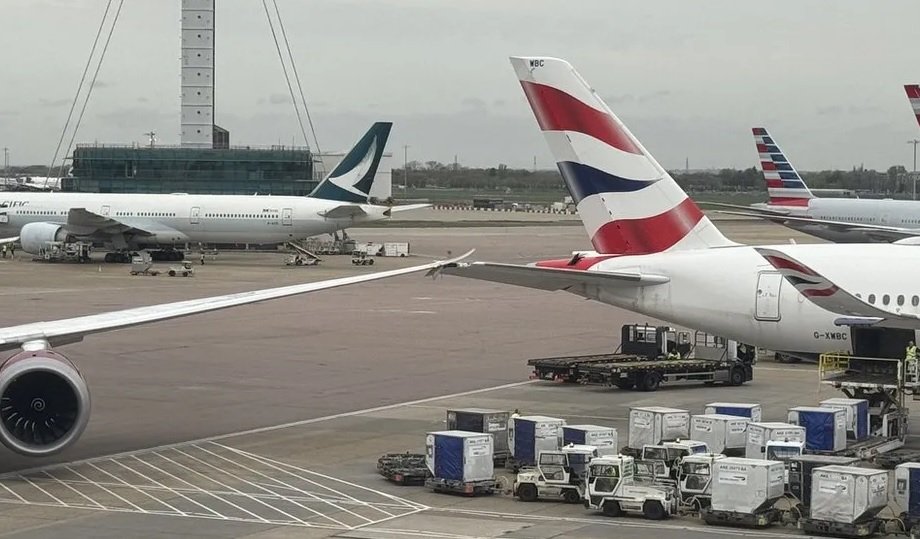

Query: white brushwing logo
(327, 139), (377, 197)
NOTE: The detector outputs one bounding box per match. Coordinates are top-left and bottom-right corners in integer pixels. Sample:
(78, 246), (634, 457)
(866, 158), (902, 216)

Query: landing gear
(104, 252), (133, 263)
(149, 250), (184, 262)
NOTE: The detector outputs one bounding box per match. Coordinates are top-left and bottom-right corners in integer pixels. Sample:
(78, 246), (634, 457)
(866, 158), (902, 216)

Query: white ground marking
(0, 442), (421, 531)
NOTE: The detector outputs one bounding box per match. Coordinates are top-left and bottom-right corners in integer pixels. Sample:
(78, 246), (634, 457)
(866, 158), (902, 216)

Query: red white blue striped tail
(906, 85), (920, 128)
(511, 57), (732, 255)
(752, 127), (813, 208)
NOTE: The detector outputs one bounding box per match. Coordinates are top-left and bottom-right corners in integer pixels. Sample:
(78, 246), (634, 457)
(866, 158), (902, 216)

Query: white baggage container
(509, 415), (565, 466)
(691, 414), (749, 454)
(787, 406), (847, 452)
(562, 425), (617, 456)
(810, 466), (887, 524)
(704, 402), (762, 422)
(745, 422), (805, 459)
(628, 406), (690, 450)
(425, 430), (494, 482)
(711, 457), (785, 514)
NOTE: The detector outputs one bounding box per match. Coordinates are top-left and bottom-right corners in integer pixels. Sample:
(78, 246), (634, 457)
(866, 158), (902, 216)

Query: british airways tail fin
(510, 56), (734, 255)
(308, 122), (392, 203)
(905, 85), (920, 129)
(752, 128), (813, 207)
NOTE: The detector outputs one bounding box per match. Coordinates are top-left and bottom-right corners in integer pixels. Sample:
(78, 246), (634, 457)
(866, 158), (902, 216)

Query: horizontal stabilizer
(385, 203), (431, 215)
(439, 261), (668, 294)
(756, 247), (920, 329)
(320, 205), (368, 219)
(727, 211), (918, 242)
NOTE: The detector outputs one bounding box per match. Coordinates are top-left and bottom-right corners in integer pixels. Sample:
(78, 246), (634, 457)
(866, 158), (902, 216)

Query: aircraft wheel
(168, 270), (176, 277)
(104, 253), (114, 263)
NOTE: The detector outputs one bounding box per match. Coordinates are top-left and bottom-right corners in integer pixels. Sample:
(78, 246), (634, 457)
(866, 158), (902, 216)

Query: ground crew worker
(200, 251), (206, 265)
(8, 243), (14, 258)
(1, 245), (6, 259)
(907, 341), (918, 380)
(511, 408), (521, 419)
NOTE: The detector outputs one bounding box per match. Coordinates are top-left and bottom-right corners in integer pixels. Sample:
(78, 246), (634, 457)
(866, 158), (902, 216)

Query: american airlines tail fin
(308, 122), (392, 203)
(905, 85), (920, 128)
(510, 56), (733, 255)
(752, 127), (814, 207)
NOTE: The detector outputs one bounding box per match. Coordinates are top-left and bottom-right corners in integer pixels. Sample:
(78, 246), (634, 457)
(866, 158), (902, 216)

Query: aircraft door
(754, 272), (782, 321)
(282, 207), (293, 226)
(190, 206), (200, 225)
(101, 205), (111, 217)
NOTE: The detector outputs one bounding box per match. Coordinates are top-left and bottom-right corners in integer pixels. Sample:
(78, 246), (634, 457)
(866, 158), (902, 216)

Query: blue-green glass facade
(65, 144), (318, 195)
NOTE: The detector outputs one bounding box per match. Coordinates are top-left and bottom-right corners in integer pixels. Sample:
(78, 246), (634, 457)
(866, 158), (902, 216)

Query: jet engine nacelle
(19, 222), (68, 254)
(0, 350), (91, 457)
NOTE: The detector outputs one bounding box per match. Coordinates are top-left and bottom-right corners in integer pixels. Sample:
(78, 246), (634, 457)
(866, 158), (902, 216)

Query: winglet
(755, 247), (920, 327)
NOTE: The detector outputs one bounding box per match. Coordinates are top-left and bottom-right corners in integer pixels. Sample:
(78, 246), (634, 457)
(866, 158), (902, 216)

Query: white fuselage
(585, 243), (919, 354)
(764, 198), (920, 243)
(0, 192), (388, 247)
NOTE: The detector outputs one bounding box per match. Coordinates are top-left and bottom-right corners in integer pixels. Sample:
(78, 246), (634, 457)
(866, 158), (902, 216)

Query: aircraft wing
(718, 210), (919, 242)
(0, 236), (17, 244)
(700, 202), (793, 216)
(65, 208), (187, 240)
(0, 249), (473, 352)
(437, 261), (669, 295)
(755, 247), (920, 329)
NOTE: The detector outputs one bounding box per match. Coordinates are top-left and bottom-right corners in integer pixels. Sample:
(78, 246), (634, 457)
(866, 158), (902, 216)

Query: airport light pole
(910, 139), (920, 200)
(403, 144), (409, 193)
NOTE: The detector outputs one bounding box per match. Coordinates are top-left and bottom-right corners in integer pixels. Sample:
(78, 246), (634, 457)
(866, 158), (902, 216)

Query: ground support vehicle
(635, 440), (709, 479)
(34, 240), (92, 262)
(130, 254), (160, 276)
(584, 455), (678, 520)
(513, 445), (597, 504)
(167, 261), (195, 277)
(675, 453), (725, 508)
(819, 353), (914, 464)
(376, 453), (430, 485)
(799, 465), (888, 538)
(351, 251), (375, 265)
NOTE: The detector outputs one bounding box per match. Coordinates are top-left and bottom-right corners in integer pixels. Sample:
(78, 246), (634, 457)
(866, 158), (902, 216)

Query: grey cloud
(817, 106), (843, 116)
(461, 97), (489, 110)
(604, 94), (635, 104)
(638, 90), (672, 103)
(38, 98), (71, 108)
(268, 93), (293, 105)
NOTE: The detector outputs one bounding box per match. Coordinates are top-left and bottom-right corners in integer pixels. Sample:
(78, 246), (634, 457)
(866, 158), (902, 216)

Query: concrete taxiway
(1, 219), (897, 538)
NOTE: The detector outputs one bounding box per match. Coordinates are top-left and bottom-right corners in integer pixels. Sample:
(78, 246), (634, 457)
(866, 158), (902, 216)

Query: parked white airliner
(711, 84), (920, 243)
(440, 56), (920, 361)
(0, 122), (427, 261)
(0, 250), (471, 458)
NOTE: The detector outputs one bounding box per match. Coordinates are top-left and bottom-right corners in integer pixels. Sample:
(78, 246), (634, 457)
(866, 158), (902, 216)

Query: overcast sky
(2, 0), (919, 171)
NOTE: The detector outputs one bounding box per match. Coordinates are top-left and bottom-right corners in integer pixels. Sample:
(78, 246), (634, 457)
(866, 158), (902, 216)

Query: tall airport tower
(180, 0), (222, 148)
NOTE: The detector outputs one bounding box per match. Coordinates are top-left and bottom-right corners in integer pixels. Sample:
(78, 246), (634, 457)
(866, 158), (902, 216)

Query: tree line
(396, 160), (918, 195)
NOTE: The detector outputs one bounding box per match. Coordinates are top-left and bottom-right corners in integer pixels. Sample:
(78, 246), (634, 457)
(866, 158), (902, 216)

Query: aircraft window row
(857, 293), (920, 308)
(818, 215), (876, 223)
(204, 213), (279, 219)
(116, 212), (176, 217)
(18, 210), (66, 216)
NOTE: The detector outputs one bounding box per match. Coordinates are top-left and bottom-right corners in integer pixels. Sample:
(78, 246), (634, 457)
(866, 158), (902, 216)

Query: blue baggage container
(787, 407), (846, 452)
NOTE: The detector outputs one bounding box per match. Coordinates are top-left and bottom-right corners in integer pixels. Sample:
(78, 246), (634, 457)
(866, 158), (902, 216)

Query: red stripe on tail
(768, 197), (810, 207)
(905, 85), (920, 100)
(519, 81), (644, 155)
(590, 197), (704, 255)
(763, 255), (817, 277)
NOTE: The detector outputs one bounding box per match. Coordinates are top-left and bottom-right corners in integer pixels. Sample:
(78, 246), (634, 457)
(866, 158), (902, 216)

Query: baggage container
(711, 457), (785, 514)
(809, 465), (887, 524)
(895, 463), (920, 520)
(562, 425), (617, 456)
(628, 406), (689, 450)
(690, 414), (749, 455)
(745, 422), (805, 459)
(787, 455), (859, 507)
(704, 402), (762, 422)
(509, 415), (565, 466)
(819, 398), (869, 441)
(446, 408), (510, 454)
(425, 430), (494, 482)
(787, 406), (847, 452)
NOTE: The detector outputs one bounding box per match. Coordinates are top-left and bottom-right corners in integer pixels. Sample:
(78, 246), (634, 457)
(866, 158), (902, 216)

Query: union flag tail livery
(752, 127), (813, 208)
(510, 56), (733, 255)
(906, 85), (920, 128)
